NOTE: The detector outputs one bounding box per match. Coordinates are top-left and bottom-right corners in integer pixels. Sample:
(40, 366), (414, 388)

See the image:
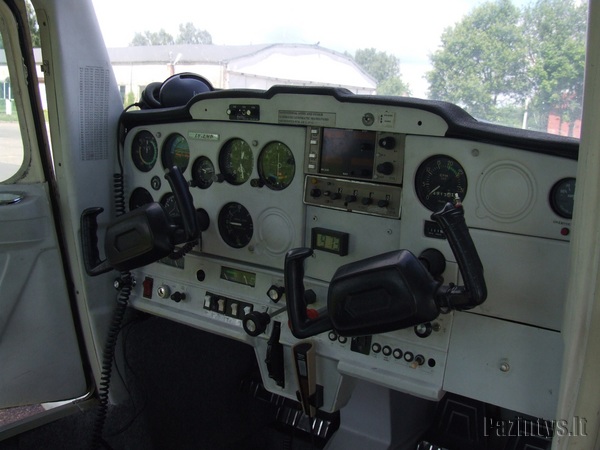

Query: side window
(0, 48), (24, 182)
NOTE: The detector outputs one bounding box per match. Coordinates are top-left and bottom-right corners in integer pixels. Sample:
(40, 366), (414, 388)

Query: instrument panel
(121, 86), (577, 421)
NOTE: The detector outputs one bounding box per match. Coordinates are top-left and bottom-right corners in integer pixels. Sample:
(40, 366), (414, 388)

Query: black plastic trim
(122, 85), (579, 160)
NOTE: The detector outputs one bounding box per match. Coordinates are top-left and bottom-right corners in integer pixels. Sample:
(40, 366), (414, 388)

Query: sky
(91, 0), (534, 98)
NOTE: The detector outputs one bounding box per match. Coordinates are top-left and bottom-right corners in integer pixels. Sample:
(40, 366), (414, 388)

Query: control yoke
(80, 166), (199, 276)
(284, 199), (487, 339)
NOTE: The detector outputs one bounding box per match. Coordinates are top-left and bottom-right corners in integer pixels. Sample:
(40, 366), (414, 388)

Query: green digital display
(311, 227), (349, 256)
(220, 266), (256, 287)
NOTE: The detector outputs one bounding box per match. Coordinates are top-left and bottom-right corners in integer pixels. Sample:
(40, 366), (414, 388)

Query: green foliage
(522, 0), (587, 131)
(176, 22), (212, 45)
(377, 77), (412, 96)
(0, 1), (40, 49)
(131, 29), (175, 46)
(355, 48), (399, 83)
(426, 0), (587, 132)
(130, 23), (212, 46)
(354, 48), (410, 95)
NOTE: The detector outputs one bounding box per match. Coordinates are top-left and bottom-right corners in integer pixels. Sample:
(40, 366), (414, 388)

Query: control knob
(379, 137), (396, 150)
(376, 162), (394, 175)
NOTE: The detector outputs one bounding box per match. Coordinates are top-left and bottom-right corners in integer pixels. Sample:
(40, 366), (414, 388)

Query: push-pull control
(242, 306), (287, 337)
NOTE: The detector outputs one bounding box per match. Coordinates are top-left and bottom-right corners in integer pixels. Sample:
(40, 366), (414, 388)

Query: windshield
(91, 0), (587, 138)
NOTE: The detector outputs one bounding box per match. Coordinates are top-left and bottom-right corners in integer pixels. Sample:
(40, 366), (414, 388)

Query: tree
(426, 0), (587, 132)
(130, 24), (213, 46)
(0, 1), (40, 49)
(522, 0), (587, 132)
(354, 48), (411, 96)
(426, 0), (528, 122)
(176, 22), (212, 45)
(130, 29), (175, 46)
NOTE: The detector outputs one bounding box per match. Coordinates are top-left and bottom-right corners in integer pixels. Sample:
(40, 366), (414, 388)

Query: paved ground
(0, 121), (24, 181)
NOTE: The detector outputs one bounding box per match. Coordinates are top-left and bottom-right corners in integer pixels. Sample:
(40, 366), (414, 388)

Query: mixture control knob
(377, 199), (390, 208)
(376, 162), (394, 175)
(267, 285), (285, 303)
(310, 188), (322, 198)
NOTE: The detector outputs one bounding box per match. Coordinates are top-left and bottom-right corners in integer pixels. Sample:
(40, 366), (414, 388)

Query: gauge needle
(428, 185), (441, 196)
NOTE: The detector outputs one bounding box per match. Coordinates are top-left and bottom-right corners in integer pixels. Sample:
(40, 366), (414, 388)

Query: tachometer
(219, 138), (253, 185)
(415, 155), (468, 212)
(258, 141), (295, 190)
(218, 202), (253, 248)
(131, 130), (158, 172)
(162, 133), (190, 172)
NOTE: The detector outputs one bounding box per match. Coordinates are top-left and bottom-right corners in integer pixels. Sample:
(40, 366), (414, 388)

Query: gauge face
(219, 138), (254, 185)
(550, 177), (576, 219)
(415, 155), (468, 212)
(131, 130), (158, 172)
(258, 141), (295, 190)
(162, 133), (190, 172)
(129, 187), (154, 211)
(160, 192), (181, 224)
(191, 156), (216, 189)
(218, 202), (253, 248)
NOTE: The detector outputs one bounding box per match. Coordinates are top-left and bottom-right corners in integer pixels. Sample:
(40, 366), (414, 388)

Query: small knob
(376, 162), (394, 175)
(379, 137), (396, 149)
(157, 285), (171, 299)
(310, 188), (322, 198)
(170, 291), (186, 302)
(361, 197), (373, 205)
(243, 311), (271, 336)
(345, 194), (357, 203)
(267, 285), (285, 303)
(377, 199), (390, 208)
(414, 322), (433, 338)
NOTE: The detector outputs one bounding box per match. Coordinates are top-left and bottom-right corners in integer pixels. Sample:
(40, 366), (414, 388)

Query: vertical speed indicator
(415, 155), (468, 212)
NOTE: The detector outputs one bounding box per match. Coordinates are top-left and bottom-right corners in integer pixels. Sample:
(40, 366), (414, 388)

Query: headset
(139, 72), (214, 108)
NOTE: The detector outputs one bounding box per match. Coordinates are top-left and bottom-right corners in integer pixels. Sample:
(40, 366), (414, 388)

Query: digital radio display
(320, 128), (376, 179)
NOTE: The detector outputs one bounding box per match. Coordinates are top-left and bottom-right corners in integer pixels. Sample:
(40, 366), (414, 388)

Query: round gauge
(191, 156), (216, 189)
(218, 202), (253, 248)
(550, 177), (576, 219)
(131, 130), (158, 172)
(219, 138), (253, 185)
(415, 155), (468, 212)
(129, 187), (154, 211)
(162, 133), (190, 172)
(258, 141), (295, 190)
(160, 192), (181, 223)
